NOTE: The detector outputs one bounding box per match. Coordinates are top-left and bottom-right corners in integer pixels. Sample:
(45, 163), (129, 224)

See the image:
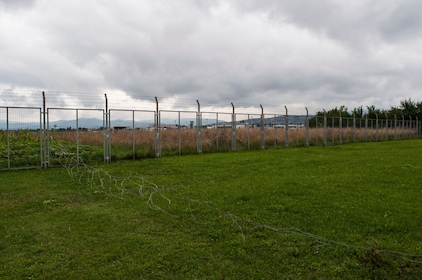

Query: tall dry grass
(50, 126), (418, 157)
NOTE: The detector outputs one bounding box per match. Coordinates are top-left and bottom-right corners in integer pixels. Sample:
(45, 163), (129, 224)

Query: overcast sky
(1, 0), (422, 114)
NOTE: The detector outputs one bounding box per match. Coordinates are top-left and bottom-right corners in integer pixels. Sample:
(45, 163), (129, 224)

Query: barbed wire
(175, 192), (422, 264)
(0, 88), (309, 114)
(53, 143), (174, 215)
(51, 142), (422, 266)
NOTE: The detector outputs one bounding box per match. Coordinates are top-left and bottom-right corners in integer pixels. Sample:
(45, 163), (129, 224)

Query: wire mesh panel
(354, 118), (365, 142)
(47, 108), (104, 165)
(365, 118), (377, 142)
(201, 112), (219, 153)
(159, 110), (199, 156)
(308, 115), (323, 146)
(278, 115), (304, 147)
(0, 107), (6, 169)
(109, 109), (155, 160)
(0, 107), (42, 170)
(208, 112), (234, 152)
(233, 113), (261, 151)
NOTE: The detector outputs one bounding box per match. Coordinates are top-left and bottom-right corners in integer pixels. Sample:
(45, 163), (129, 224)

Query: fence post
(416, 116), (419, 138)
(284, 106), (289, 147)
(6, 107), (10, 169)
(394, 115), (397, 140)
(402, 115), (405, 139)
(40, 107), (44, 167)
(410, 116), (413, 138)
(273, 114), (277, 148)
(323, 109), (327, 146)
(196, 100), (202, 154)
(247, 114), (251, 150)
(132, 110), (135, 159)
(375, 113), (379, 142)
(216, 113), (219, 152)
(305, 107), (309, 146)
(76, 109), (80, 163)
(296, 116), (299, 147)
(352, 112), (356, 142)
(385, 113), (388, 140)
(339, 110), (343, 144)
(365, 115), (368, 142)
(231, 102), (236, 151)
(260, 104), (265, 149)
(178, 111), (181, 155)
(104, 94), (111, 163)
(155, 97), (161, 157)
(42, 92), (48, 168)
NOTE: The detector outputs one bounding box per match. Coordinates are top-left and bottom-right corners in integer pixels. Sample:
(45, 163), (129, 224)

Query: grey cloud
(1, 0), (422, 113)
(0, 0), (36, 11)
(233, 1), (415, 49)
(380, 1), (422, 41)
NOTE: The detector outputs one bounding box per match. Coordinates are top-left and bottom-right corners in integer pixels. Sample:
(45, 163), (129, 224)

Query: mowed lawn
(1, 140), (422, 279)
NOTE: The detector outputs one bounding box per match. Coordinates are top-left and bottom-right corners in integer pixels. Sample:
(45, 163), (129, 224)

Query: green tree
(309, 99), (422, 127)
(388, 98), (421, 120)
(309, 105), (351, 127)
(352, 106), (364, 118)
(365, 105), (388, 120)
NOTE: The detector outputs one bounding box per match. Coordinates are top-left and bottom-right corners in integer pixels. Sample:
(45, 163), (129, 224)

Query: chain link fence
(1, 94), (421, 170)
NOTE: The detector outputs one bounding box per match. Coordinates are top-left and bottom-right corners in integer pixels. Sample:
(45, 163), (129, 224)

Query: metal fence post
(6, 107), (10, 169)
(365, 115), (368, 142)
(178, 111), (181, 155)
(247, 114), (251, 150)
(339, 111), (343, 144)
(76, 109), (80, 163)
(196, 100), (202, 154)
(402, 115), (405, 139)
(375, 113), (379, 141)
(394, 115), (397, 140)
(284, 106), (289, 147)
(410, 116), (413, 138)
(155, 97), (161, 157)
(323, 110), (327, 146)
(42, 92), (48, 168)
(295, 116), (299, 147)
(231, 103), (236, 151)
(273, 114), (277, 148)
(132, 110), (135, 159)
(104, 94), (111, 163)
(216, 113), (219, 152)
(315, 116), (319, 145)
(305, 107), (309, 146)
(260, 105), (265, 149)
(40, 107), (44, 167)
(385, 113), (388, 140)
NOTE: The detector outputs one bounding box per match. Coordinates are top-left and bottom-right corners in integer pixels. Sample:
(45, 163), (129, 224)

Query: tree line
(309, 98), (422, 127)
(313, 98), (422, 119)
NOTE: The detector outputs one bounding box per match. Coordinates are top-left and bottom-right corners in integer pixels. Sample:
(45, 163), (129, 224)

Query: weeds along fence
(1, 96), (421, 170)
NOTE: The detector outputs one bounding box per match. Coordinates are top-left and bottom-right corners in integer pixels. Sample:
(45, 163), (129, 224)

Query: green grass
(1, 140), (422, 279)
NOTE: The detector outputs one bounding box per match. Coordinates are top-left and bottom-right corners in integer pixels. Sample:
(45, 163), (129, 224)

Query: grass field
(1, 140), (422, 279)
